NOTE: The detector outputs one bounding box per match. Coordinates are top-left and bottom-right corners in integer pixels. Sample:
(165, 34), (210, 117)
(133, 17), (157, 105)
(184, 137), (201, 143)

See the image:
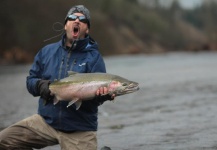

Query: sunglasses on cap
(67, 14), (89, 24)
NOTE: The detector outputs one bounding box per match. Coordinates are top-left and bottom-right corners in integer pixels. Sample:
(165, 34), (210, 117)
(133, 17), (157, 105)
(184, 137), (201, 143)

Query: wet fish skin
(49, 71), (139, 110)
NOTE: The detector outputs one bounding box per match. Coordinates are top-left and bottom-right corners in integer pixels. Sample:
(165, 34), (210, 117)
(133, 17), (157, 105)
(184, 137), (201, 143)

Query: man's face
(64, 13), (89, 45)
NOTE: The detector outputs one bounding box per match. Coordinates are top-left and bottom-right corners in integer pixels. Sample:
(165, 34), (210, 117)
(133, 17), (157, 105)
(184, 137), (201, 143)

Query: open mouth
(72, 26), (80, 37)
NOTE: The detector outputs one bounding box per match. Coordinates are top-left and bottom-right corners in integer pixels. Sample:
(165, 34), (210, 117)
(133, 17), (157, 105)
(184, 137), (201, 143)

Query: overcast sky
(179, 0), (202, 9)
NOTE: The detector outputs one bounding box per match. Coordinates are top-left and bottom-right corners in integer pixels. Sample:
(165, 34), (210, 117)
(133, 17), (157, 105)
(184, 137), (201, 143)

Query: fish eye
(122, 83), (128, 86)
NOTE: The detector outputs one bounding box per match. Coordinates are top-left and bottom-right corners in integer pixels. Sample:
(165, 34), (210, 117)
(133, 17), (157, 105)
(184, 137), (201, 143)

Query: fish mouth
(125, 83), (139, 93)
(116, 82), (139, 96)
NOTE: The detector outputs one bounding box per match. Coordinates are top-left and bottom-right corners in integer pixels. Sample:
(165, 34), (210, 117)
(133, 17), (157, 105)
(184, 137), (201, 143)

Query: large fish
(49, 71), (139, 110)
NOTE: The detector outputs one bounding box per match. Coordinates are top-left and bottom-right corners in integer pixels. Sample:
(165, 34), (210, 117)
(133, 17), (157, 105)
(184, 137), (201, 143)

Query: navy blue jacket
(26, 34), (106, 132)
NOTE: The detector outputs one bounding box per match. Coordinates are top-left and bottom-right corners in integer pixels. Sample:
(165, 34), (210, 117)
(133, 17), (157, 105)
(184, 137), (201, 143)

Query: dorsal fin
(67, 71), (78, 76)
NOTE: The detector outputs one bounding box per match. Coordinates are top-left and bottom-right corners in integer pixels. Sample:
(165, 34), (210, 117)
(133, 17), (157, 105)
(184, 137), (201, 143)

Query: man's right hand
(37, 80), (52, 100)
(96, 87), (115, 100)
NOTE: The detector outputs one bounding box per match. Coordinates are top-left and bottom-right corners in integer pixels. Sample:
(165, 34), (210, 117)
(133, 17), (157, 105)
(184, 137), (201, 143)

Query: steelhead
(49, 71), (139, 110)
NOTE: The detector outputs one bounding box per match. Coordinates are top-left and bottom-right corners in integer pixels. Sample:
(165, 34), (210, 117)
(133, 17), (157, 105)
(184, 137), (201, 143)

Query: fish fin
(43, 99), (48, 105)
(53, 97), (59, 105)
(75, 101), (82, 110)
(67, 71), (78, 76)
(67, 98), (79, 108)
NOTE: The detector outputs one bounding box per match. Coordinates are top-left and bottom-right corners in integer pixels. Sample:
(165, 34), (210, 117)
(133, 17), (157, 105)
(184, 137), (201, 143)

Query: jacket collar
(60, 34), (90, 51)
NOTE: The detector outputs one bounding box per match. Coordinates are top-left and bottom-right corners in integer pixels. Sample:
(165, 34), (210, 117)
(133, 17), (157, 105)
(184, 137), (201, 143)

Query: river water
(0, 52), (217, 150)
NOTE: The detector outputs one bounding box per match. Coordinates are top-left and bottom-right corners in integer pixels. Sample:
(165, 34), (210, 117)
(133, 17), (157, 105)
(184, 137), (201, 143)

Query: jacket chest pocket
(70, 57), (89, 73)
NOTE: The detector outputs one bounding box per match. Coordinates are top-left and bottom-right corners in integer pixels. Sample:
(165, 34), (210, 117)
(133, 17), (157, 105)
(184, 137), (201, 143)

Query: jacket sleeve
(26, 50), (43, 97)
(90, 53), (106, 73)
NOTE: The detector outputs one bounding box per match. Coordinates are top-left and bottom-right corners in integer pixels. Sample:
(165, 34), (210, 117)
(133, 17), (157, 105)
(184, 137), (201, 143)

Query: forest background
(1, 0), (217, 64)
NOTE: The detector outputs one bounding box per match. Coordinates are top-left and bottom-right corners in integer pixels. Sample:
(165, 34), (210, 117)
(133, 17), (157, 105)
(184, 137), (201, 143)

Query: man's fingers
(103, 87), (108, 94)
(96, 87), (113, 96)
(96, 89), (100, 96)
(99, 87), (104, 95)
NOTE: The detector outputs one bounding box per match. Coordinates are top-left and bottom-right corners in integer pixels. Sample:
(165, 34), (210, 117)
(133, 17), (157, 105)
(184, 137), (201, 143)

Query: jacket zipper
(58, 41), (77, 129)
(70, 59), (77, 71)
(58, 57), (64, 80)
(64, 50), (72, 77)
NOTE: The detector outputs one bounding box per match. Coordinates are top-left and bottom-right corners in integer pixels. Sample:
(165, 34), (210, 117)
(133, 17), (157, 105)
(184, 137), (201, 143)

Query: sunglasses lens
(67, 15), (88, 24)
(79, 18), (88, 23)
(68, 15), (77, 21)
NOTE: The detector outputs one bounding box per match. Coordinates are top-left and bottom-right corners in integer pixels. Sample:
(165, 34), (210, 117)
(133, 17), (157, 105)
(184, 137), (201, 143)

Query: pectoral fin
(67, 98), (82, 110)
(53, 97), (59, 105)
(43, 99), (48, 106)
(75, 101), (82, 110)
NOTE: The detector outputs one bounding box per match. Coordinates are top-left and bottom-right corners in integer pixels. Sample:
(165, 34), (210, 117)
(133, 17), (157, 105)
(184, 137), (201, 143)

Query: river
(0, 52), (217, 150)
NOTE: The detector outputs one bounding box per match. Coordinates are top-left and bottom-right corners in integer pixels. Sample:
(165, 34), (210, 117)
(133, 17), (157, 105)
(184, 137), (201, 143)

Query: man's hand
(96, 87), (115, 100)
(37, 80), (53, 101)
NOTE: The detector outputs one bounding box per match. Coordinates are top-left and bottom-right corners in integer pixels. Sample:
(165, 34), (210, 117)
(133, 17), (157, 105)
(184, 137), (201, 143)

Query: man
(0, 5), (114, 150)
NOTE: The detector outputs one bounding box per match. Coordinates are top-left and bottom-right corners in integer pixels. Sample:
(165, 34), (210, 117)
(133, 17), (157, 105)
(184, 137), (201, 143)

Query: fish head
(108, 77), (139, 96)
